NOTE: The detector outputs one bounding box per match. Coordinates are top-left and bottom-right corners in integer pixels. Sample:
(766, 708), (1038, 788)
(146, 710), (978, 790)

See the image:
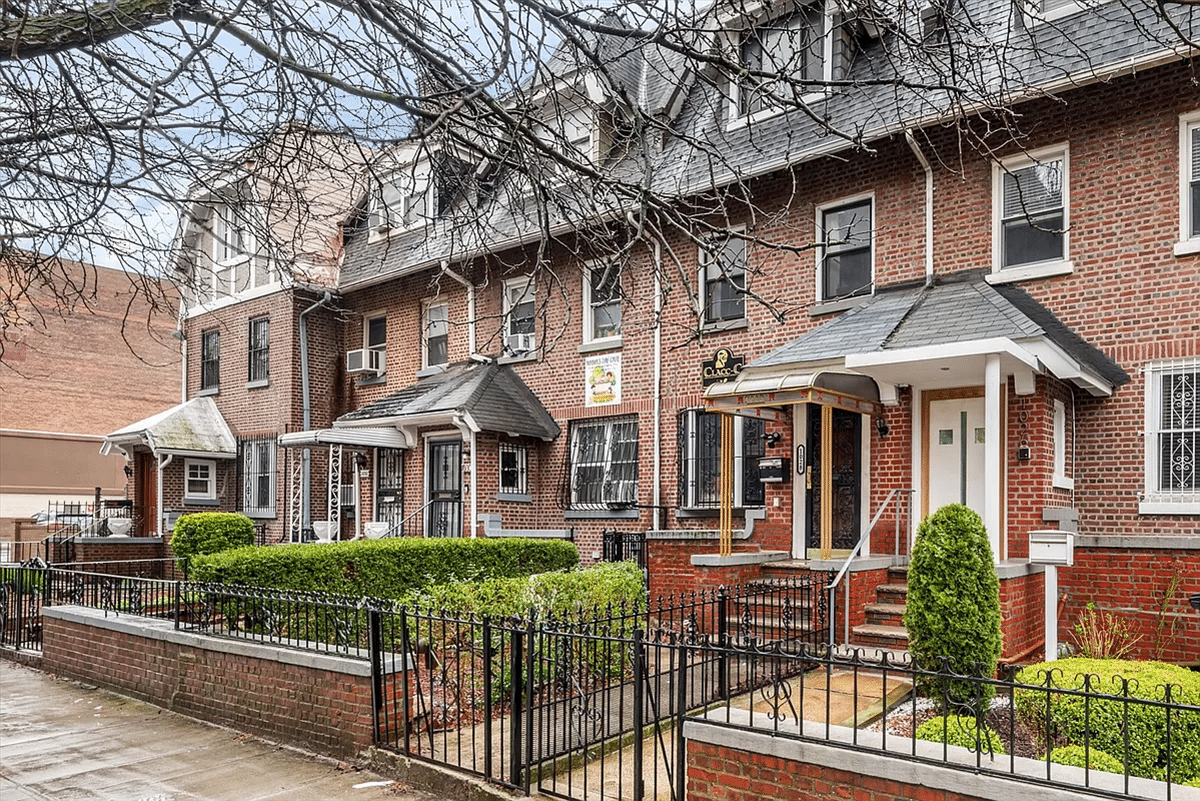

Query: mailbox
(757, 457), (791, 483)
(1028, 530), (1074, 566)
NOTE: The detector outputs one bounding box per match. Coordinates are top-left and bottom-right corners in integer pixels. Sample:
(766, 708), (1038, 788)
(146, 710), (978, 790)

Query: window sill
(246, 379), (269, 390)
(355, 374), (387, 387)
(183, 498), (220, 507)
(726, 91), (829, 132)
(1173, 239), (1200, 257)
(985, 260), (1074, 285)
(497, 493), (532, 504)
(245, 511), (277, 519)
(1138, 500), (1200, 515)
(498, 352), (538, 365)
(197, 386), (219, 397)
(578, 336), (623, 354)
(1052, 475), (1074, 491)
(676, 507), (759, 520)
(810, 295), (870, 317)
(700, 318), (749, 335)
(564, 508), (640, 520)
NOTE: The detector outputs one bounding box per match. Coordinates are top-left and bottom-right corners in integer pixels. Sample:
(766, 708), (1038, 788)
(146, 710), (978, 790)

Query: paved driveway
(0, 661), (439, 801)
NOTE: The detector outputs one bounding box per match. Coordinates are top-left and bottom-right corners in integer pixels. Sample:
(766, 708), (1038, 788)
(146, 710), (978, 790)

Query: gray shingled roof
(102, 397), (237, 457)
(336, 361), (561, 440)
(750, 271), (1129, 387)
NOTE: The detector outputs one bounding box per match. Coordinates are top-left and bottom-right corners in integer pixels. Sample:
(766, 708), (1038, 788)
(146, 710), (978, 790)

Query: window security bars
(238, 436), (278, 518)
(565, 416), (638, 509)
(677, 410), (765, 509)
(248, 316), (269, 382)
(1158, 365), (1198, 495)
(201, 329), (220, 390)
(499, 443), (528, 495)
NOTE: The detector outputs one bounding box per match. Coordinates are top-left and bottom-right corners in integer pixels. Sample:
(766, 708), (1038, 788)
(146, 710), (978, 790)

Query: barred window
(248, 316), (269, 383)
(201, 330), (220, 391)
(239, 437), (277, 518)
(499, 443), (528, 496)
(568, 416), (638, 508)
(1144, 360), (1199, 512)
(678, 410), (765, 510)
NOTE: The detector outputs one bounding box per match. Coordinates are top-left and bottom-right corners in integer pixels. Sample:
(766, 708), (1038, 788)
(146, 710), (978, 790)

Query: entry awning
(703, 370), (881, 415)
(100, 396), (237, 459)
(278, 427), (411, 449)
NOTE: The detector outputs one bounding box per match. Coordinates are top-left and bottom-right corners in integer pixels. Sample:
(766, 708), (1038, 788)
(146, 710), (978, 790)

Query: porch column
(984, 354), (1002, 561)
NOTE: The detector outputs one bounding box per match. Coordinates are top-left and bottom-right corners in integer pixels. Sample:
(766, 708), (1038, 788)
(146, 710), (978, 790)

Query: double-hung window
(699, 236), (747, 327)
(568, 416), (639, 508)
(184, 459), (216, 502)
(200, 329), (220, 392)
(240, 437), (276, 518)
(1178, 112), (1200, 254)
(678, 410), (766, 510)
(994, 147), (1070, 275)
(818, 197), (873, 301)
(210, 203), (256, 300)
(365, 314), (387, 374)
(503, 277), (536, 356)
(248, 316), (269, 384)
(1141, 360), (1200, 514)
(371, 164), (433, 232)
(584, 263), (621, 343)
(737, 4), (827, 118)
(424, 303), (448, 367)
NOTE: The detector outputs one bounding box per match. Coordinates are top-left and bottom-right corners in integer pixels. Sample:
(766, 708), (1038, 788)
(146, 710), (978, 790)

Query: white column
(1045, 565), (1058, 661)
(984, 353), (1003, 561)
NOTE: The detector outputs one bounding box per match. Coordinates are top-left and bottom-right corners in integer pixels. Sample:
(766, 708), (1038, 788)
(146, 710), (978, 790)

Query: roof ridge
(878, 284), (929, 351)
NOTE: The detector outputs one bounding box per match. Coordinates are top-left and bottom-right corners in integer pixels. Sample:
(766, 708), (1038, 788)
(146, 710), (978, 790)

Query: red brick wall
(42, 612), (376, 759)
(998, 572), (1045, 662)
(688, 740), (988, 801)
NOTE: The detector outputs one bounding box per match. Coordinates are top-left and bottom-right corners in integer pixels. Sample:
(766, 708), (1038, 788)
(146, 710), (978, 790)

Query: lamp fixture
(123, 464), (133, 479)
(762, 432), (781, 448)
(875, 417), (890, 438)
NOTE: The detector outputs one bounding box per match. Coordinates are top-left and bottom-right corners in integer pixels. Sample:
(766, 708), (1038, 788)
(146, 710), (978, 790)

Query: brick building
(108, 7), (1198, 660)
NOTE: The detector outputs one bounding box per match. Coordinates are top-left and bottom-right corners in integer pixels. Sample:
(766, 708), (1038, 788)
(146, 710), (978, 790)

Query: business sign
(701, 348), (745, 387)
(585, 353), (622, 407)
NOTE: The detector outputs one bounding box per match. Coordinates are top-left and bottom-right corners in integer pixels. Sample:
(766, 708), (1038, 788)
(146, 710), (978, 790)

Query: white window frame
(989, 144), (1073, 283)
(503, 277), (536, 357)
(1052, 399), (1073, 490)
(241, 439), (276, 518)
(1176, 111), (1200, 256)
(698, 232), (748, 329)
(424, 302), (449, 368)
(1140, 359), (1200, 514)
(815, 193), (875, 303)
(568, 416), (639, 509)
(583, 261), (622, 345)
(728, 1), (835, 128)
(364, 312), (388, 375)
(184, 459), (217, 502)
(678, 409), (767, 510)
(370, 161), (435, 236)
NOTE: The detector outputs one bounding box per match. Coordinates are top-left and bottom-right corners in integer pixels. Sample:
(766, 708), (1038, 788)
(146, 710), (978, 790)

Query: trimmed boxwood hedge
(1015, 658), (1200, 783)
(914, 715), (1006, 755)
(1046, 745), (1125, 775)
(188, 537), (579, 598)
(171, 513), (255, 561)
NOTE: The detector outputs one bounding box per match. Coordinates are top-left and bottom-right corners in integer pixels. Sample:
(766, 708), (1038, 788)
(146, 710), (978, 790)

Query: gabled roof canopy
(101, 397), (237, 459)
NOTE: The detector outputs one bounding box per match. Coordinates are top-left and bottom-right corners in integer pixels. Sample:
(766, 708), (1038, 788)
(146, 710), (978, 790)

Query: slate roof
(102, 397), (237, 457)
(750, 271), (1129, 387)
(336, 361), (561, 440)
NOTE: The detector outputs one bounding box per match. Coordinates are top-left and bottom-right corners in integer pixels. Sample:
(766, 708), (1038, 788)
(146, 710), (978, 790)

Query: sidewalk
(0, 661), (439, 801)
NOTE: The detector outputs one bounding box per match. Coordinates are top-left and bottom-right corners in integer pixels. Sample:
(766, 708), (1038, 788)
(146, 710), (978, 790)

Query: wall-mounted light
(762, 432), (781, 448)
(875, 417), (890, 438)
(123, 464), (133, 479)
(354, 452), (369, 470)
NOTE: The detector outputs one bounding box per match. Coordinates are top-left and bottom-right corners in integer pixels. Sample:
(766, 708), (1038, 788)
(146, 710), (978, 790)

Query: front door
(803, 405), (862, 556)
(136, 452), (157, 536)
(375, 447), (404, 532)
(925, 392), (986, 519)
(426, 440), (463, 538)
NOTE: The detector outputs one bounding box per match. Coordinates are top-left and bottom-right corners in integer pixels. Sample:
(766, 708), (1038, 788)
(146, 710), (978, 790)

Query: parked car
(29, 510), (94, 530)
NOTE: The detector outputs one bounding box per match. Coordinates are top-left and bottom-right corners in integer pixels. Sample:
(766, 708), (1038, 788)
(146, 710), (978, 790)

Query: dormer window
(191, 195), (273, 307)
(211, 203), (253, 265)
(370, 162), (434, 233)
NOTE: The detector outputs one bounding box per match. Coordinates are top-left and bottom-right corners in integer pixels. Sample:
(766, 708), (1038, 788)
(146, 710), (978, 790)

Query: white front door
(927, 395), (987, 519)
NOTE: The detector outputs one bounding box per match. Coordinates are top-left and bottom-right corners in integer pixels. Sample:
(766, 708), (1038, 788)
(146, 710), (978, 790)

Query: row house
(105, 3), (1198, 661)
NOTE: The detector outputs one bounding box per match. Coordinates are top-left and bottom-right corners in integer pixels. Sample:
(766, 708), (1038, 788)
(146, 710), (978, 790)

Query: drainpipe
(652, 240), (663, 527)
(299, 291), (333, 531)
(178, 336), (188, 404)
(442, 262), (477, 357)
(452, 414), (478, 538)
(905, 130), (935, 287)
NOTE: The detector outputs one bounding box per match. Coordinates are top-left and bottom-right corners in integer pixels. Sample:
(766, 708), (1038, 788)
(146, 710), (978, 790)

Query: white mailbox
(1029, 530), (1075, 566)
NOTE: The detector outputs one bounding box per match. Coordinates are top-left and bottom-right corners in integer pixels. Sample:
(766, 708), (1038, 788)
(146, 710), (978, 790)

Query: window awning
(277, 427), (411, 450)
(703, 370), (881, 415)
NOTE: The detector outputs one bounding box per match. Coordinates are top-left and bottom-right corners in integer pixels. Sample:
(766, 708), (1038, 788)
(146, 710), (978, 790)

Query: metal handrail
(382, 499), (439, 538)
(826, 488), (913, 645)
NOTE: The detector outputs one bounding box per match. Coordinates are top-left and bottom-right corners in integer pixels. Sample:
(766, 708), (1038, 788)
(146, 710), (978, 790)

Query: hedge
(171, 513), (255, 561)
(914, 715), (1006, 755)
(1015, 658), (1200, 783)
(188, 537), (579, 598)
(1046, 745), (1125, 775)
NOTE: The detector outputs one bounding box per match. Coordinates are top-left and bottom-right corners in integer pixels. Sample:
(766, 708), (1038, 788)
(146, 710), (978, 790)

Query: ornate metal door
(375, 448), (404, 530)
(807, 406), (862, 551)
(426, 440), (463, 538)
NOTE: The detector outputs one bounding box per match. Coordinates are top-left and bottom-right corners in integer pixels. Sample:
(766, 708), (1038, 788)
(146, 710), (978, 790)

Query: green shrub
(171, 513), (254, 561)
(1046, 745), (1125, 774)
(188, 537), (578, 598)
(914, 715), (1006, 754)
(1015, 658), (1200, 783)
(903, 504), (1002, 708)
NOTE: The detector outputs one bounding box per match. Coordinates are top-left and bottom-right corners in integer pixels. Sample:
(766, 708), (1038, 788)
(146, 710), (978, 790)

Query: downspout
(452, 414), (478, 538)
(442, 262), (477, 357)
(299, 291), (333, 530)
(652, 240), (663, 527)
(905, 130), (935, 287)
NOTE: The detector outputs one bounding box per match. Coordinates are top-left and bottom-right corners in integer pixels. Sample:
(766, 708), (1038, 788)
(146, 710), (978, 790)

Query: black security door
(426, 440), (463, 538)
(806, 406), (862, 551)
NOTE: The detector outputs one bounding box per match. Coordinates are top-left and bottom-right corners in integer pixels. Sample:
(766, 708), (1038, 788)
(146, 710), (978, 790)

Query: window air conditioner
(506, 333), (534, 355)
(346, 348), (383, 375)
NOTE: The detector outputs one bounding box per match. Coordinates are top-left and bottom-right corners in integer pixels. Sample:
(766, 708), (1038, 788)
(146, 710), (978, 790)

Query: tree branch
(2, 0), (201, 61)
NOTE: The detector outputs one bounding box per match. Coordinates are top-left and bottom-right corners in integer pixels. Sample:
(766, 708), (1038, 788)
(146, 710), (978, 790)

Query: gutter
(299, 291), (334, 531)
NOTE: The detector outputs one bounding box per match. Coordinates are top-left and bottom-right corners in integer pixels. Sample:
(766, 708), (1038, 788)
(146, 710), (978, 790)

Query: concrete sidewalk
(0, 661), (439, 801)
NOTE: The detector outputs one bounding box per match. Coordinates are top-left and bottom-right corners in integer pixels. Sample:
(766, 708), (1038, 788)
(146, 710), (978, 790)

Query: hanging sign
(701, 347), (745, 387)
(585, 353), (622, 407)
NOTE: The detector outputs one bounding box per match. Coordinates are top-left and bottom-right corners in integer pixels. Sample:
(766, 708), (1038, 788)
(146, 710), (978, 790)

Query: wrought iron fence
(0, 566), (44, 650)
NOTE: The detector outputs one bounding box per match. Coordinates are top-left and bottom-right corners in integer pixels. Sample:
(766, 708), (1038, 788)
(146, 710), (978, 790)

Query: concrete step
(759, 559), (811, 575)
(851, 623), (910, 650)
(875, 583), (909, 604)
(887, 564), (908, 583)
(864, 602), (906, 627)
